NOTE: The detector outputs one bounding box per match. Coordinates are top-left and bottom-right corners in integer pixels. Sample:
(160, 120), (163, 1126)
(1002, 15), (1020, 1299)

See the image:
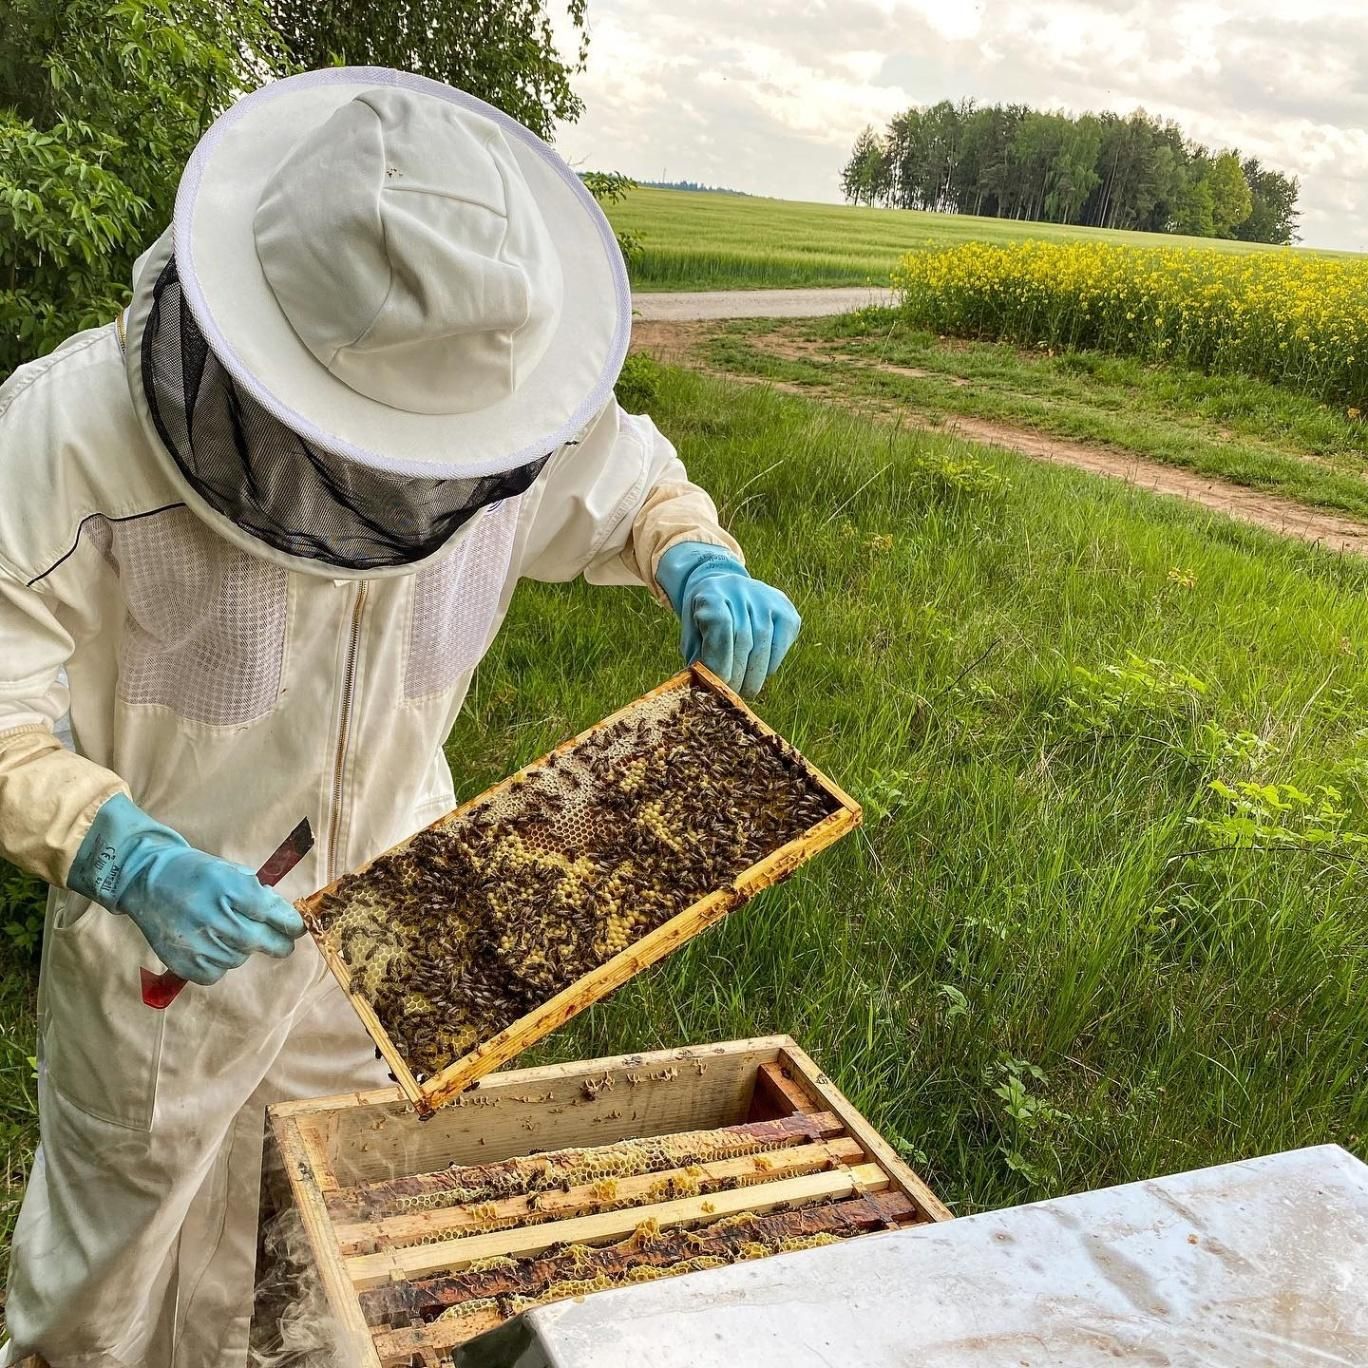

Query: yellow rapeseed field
(893, 241), (1368, 406)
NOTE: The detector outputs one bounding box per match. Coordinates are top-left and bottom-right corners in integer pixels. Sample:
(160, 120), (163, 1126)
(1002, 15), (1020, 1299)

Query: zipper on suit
(327, 581), (368, 880)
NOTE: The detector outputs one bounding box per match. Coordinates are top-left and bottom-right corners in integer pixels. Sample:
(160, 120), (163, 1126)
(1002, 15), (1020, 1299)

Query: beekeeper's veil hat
(123, 67), (631, 577)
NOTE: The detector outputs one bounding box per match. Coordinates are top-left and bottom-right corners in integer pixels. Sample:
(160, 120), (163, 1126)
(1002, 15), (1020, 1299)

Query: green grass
(611, 187), (1353, 293)
(0, 866), (41, 1303)
(2, 357), (1367, 1268)
(698, 310), (1368, 520)
(451, 361), (1368, 1211)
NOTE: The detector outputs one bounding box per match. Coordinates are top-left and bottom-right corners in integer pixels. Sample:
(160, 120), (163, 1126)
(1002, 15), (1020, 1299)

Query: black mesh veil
(140, 259), (550, 571)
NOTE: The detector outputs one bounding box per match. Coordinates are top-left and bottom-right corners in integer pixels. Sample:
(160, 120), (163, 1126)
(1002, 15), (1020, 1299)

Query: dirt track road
(633, 287), (896, 320)
(630, 310), (1368, 558)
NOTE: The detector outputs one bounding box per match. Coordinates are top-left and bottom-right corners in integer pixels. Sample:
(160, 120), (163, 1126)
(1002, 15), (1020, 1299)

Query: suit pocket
(42, 893), (164, 1131)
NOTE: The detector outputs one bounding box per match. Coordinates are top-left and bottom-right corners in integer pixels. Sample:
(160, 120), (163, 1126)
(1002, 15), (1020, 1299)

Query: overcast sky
(553, 0), (1368, 252)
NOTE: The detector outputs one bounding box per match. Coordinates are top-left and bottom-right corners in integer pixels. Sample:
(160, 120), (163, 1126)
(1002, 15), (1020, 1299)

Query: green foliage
(267, 0), (588, 141)
(0, 0), (597, 381)
(0, 112), (148, 353)
(1170, 176), (1215, 238)
(1194, 780), (1368, 852)
(0, 860), (44, 959)
(1204, 152), (1254, 239)
(842, 99), (1298, 245)
(1234, 157), (1301, 247)
(860, 770), (918, 824)
(989, 1057), (1070, 1187)
(582, 171), (643, 266)
(614, 350), (663, 412)
(1050, 655), (1208, 737)
(840, 125), (889, 208)
(0, 0), (288, 378)
(580, 170), (634, 205)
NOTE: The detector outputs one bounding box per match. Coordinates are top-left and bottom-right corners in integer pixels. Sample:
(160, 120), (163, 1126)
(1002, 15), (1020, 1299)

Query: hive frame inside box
(259, 1036), (952, 1367)
(300, 665), (862, 1114)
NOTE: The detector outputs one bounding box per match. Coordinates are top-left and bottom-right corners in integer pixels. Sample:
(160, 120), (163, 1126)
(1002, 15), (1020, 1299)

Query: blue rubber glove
(67, 794), (305, 985)
(656, 543), (800, 696)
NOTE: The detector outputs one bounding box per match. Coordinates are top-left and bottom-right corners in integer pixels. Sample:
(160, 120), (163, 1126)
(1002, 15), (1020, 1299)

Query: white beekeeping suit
(0, 68), (760, 1367)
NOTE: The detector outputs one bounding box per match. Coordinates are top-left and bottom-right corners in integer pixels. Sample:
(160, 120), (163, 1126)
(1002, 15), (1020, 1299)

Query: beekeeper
(0, 68), (799, 1367)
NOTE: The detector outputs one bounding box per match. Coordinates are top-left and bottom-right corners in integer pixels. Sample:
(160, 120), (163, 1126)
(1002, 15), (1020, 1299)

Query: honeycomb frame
(299, 666), (862, 1114)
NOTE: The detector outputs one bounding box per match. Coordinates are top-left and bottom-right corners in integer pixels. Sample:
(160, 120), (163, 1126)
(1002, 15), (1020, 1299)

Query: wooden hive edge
(779, 1043), (952, 1223)
(267, 1035), (795, 1122)
(262, 1039), (947, 1368)
(266, 1109), (385, 1368)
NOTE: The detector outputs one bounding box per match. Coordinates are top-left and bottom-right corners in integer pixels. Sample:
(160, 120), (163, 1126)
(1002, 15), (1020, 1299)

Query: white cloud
(901, 0), (984, 42)
(553, 0), (1368, 250)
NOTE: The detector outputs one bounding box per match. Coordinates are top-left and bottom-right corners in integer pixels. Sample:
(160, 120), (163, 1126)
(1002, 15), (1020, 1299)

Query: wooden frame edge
(300, 658), (862, 1116)
(268, 1111), (384, 1367)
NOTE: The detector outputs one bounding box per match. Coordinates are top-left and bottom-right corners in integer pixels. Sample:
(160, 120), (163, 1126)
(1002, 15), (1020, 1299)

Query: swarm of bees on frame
(309, 683), (838, 1080)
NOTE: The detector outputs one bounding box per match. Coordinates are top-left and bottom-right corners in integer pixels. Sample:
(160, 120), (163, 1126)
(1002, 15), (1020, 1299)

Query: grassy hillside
(610, 187), (1351, 292)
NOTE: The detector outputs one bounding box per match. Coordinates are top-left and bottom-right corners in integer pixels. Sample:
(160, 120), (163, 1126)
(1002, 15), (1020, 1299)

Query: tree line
(642, 180), (751, 196)
(841, 101), (1299, 245)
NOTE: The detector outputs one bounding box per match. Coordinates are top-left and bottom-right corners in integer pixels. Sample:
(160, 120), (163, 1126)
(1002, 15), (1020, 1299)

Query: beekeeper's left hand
(656, 542), (800, 696)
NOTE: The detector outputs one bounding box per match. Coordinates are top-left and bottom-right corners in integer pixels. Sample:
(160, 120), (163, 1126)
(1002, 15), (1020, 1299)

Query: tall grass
(452, 361), (1368, 1212)
(895, 240), (1368, 409)
(609, 187), (1348, 293)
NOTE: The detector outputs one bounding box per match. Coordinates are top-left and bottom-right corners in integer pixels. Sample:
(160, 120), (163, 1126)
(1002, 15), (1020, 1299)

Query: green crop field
(609, 187), (1350, 293)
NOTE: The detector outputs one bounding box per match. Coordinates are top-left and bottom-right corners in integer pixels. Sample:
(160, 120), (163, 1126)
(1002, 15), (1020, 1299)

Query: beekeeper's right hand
(66, 793), (305, 984)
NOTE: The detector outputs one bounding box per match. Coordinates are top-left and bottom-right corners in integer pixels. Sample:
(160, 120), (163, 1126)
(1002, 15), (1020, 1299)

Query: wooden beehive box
(257, 1037), (950, 1366)
(301, 667), (861, 1114)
